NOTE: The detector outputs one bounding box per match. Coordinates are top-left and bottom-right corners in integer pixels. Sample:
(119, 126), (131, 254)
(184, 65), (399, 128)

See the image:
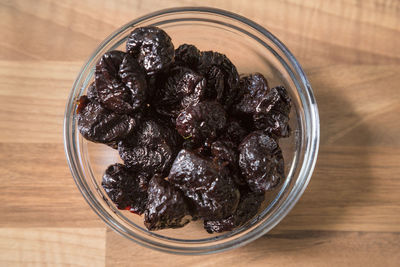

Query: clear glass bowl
(64, 7), (319, 255)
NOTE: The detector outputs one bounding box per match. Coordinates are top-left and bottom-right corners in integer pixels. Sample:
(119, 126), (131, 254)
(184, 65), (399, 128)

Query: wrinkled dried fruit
(118, 118), (182, 176)
(174, 44), (201, 68)
(101, 163), (148, 213)
(168, 149), (240, 220)
(95, 51), (133, 114)
(144, 175), (192, 230)
(211, 140), (237, 165)
(118, 53), (147, 110)
(77, 96), (138, 144)
(239, 131), (284, 193)
(126, 26), (174, 74)
(253, 85), (291, 137)
(77, 26), (291, 233)
(211, 140), (246, 186)
(87, 82), (98, 101)
(154, 66), (206, 118)
(175, 101), (227, 146)
(234, 73), (269, 116)
(220, 119), (250, 146)
(197, 51), (240, 108)
(204, 188), (264, 233)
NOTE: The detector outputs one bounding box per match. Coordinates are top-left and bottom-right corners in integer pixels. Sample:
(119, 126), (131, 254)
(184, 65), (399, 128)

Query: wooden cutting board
(0, 0), (399, 266)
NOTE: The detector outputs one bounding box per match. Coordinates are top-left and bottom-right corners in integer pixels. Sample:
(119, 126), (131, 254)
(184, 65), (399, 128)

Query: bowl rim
(64, 6), (320, 255)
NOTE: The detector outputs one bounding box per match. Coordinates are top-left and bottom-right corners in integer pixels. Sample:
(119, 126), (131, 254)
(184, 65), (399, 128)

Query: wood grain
(106, 229), (400, 267)
(0, 228), (106, 266)
(0, 0), (399, 266)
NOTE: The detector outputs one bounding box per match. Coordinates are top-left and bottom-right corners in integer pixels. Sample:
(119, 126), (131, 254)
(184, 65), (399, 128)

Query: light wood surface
(1, 0), (399, 266)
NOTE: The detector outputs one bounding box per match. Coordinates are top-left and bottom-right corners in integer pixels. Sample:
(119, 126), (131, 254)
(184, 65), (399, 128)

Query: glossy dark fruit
(211, 140), (246, 186)
(144, 175), (192, 230)
(168, 149), (240, 220)
(253, 85), (291, 137)
(87, 82), (98, 101)
(154, 66), (206, 118)
(234, 73), (270, 116)
(118, 118), (182, 176)
(101, 163), (148, 214)
(118, 53), (147, 110)
(238, 131), (284, 193)
(233, 188), (264, 226)
(220, 119), (250, 146)
(95, 51), (135, 114)
(126, 26), (174, 74)
(77, 26), (291, 233)
(174, 44), (201, 68)
(96, 50), (126, 80)
(204, 188), (264, 233)
(197, 51), (240, 108)
(175, 101), (227, 146)
(211, 141), (237, 166)
(145, 74), (158, 100)
(77, 96), (138, 144)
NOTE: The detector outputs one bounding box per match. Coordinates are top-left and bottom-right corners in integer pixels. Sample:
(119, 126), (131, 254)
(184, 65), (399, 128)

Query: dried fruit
(211, 140), (246, 186)
(144, 175), (192, 230)
(118, 53), (147, 110)
(76, 26), (291, 233)
(234, 73), (270, 116)
(175, 101), (227, 146)
(77, 96), (138, 144)
(253, 85), (291, 137)
(239, 131), (284, 193)
(197, 51), (240, 108)
(234, 74), (291, 137)
(95, 51), (129, 113)
(87, 82), (98, 101)
(220, 119), (250, 146)
(204, 188), (264, 233)
(118, 118), (182, 176)
(174, 44), (201, 68)
(153, 66), (206, 118)
(168, 149), (240, 220)
(101, 163), (148, 214)
(126, 26), (174, 74)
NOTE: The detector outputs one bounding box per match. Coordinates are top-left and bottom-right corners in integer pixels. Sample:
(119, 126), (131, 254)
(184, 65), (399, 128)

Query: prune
(144, 175), (192, 230)
(96, 50), (125, 80)
(77, 96), (138, 144)
(234, 73), (270, 116)
(220, 119), (250, 146)
(174, 44), (201, 68)
(118, 118), (182, 176)
(211, 140), (245, 186)
(211, 140), (237, 166)
(154, 66), (206, 118)
(118, 53), (147, 109)
(101, 163), (148, 214)
(253, 85), (291, 137)
(175, 101), (227, 146)
(168, 149), (240, 220)
(204, 188), (264, 233)
(87, 82), (98, 101)
(77, 26), (292, 233)
(197, 51), (240, 108)
(95, 51), (146, 114)
(126, 26), (174, 74)
(238, 131), (284, 193)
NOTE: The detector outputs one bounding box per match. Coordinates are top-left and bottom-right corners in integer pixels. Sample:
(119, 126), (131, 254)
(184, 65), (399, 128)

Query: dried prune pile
(76, 26), (292, 233)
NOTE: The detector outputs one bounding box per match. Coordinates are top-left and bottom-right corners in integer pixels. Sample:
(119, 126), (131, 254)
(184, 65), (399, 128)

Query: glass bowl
(64, 7), (319, 255)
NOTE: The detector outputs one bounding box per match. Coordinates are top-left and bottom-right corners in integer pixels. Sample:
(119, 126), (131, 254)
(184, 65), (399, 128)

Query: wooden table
(1, 0), (399, 266)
